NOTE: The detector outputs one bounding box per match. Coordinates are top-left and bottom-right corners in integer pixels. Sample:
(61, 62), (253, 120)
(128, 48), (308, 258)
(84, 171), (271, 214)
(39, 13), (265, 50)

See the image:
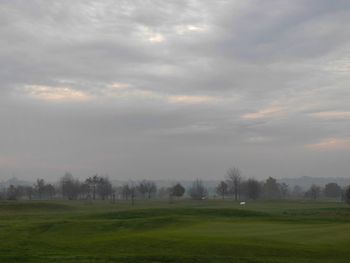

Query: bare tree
(128, 182), (137, 206)
(279, 183), (289, 199)
(139, 180), (157, 199)
(121, 184), (131, 200)
(60, 173), (80, 200)
(44, 184), (56, 200)
(85, 174), (101, 200)
(147, 181), (157, 199)
(79, 182), (90, 200)
(35, 179), (46, 199)
(216, 181), (228, 199)
(226, 168), (241, 201)
(305, 184), (321, 200)
(137, 180), (148, 199)
(97, 177), (113, 200)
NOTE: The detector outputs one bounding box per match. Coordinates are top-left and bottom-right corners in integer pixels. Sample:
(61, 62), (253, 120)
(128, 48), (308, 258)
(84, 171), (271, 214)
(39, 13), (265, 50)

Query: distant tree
(60, 173), (80, 200)
(324, 182), (342, 198)
(85, 175), (101, 200)
(35, 179), (46, 199)
(97, 177), (113, 200)
(263, 177), (280, 199)
(79, 182), (90, 199)
(128, 182), (137, 206)
(245, 179), (261, 200)
(170, 183), (185, 198)
(111, 189), (116, 203)
(279, 183), (289, 198)
(137, 180), (148, 199)
(44, 184), (56, 200)
(226, 168), (241, 201)
(143, 180), (157, 199)
(121, 184), (131, 200)
(345, 186), (350, 204)
(189, 179), (207, 200)
(305, 184), (321, 200)
(216, 181), (229, 199)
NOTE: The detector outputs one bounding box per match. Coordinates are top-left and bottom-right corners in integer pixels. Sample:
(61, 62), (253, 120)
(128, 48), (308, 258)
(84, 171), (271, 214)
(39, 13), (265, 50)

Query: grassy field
(0, 199), (349, 262)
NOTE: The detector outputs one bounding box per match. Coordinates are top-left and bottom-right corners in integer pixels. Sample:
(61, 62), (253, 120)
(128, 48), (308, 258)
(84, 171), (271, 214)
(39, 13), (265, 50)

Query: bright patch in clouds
(241, 106), (285, 120)
(306, 138), (350, 151)
(105, 86), (217, 104)
(168, 95), (217, 104)
(148, 33), (165, 43)
(24, 85), (91, 102)
(138, 26), (165, 43)
(109, 82), (131, 90)
(175, 24), (208, 34)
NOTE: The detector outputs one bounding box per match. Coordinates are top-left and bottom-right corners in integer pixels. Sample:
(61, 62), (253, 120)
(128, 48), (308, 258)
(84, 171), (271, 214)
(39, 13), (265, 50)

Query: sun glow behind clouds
(24, 85), (91, 102)
(138, 26), (165, 43)
(148, 34), (165, 43)
(175, 24), (208, 34)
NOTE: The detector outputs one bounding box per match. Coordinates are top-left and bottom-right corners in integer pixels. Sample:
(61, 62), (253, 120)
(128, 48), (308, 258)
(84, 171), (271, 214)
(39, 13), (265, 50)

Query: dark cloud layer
(1, 1), (350, 180)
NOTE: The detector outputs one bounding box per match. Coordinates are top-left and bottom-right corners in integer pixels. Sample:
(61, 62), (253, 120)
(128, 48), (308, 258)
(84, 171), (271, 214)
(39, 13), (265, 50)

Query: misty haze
(1, 1), (350, 262)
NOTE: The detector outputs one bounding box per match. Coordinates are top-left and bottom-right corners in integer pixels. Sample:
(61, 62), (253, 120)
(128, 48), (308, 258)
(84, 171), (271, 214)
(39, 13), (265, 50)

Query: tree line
(213, 168), (350, 202)
(1, 169), (350, 204)
(0, 172), (187, 203)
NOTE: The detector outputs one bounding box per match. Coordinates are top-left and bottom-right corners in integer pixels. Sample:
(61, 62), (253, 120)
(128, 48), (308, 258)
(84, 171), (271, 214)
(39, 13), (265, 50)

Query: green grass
(0, 200), (349, 262)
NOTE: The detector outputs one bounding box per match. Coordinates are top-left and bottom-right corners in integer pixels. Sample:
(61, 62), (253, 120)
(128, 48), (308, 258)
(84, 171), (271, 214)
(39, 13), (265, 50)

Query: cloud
(175, 24), (208, 34)
(246, 136), (275, 144)
(306, 138), (350, 151)
(241, 106), (285, 120)
(310, 111), (350, 120)
(109, 82), (131, 90)
(138, 26), (166, 43)
(167, 95), (218, 104)
(24, 85), (91, 102)
(1, 1), (350, 179)
(148, 33), (165, 43)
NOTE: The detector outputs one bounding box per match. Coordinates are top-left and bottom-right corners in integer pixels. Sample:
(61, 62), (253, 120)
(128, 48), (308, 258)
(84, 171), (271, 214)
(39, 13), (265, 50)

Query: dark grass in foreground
(0, 200), (349, 262)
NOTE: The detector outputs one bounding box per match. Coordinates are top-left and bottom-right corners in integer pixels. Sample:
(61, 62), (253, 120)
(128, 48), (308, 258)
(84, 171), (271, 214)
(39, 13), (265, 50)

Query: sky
(1, 0), (350, 181)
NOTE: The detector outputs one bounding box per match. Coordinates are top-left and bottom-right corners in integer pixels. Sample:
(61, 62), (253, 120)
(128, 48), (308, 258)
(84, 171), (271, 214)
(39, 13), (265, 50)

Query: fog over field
(1, 0), (350, 180)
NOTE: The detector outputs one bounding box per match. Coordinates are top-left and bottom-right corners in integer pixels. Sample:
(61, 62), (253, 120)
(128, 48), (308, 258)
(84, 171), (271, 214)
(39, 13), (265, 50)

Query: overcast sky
(1, 0), (350, 181)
